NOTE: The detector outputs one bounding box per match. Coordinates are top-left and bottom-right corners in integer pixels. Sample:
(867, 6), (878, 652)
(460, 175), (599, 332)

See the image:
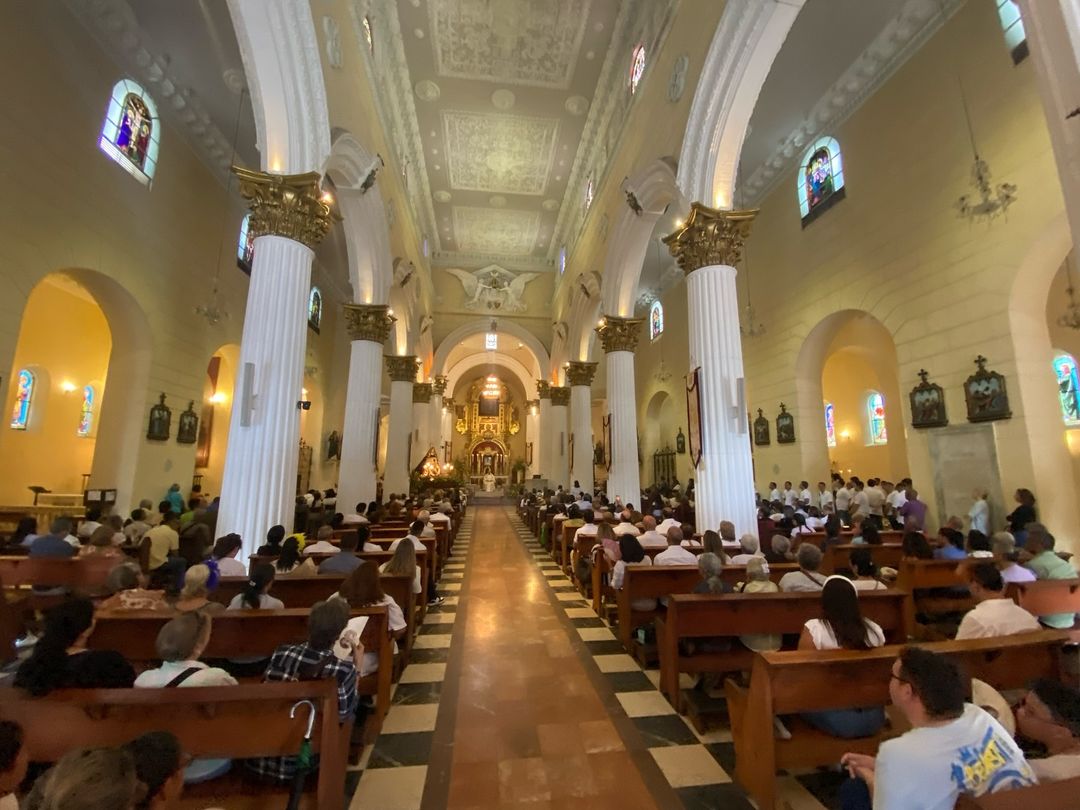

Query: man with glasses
(839, 647), (1035, 809)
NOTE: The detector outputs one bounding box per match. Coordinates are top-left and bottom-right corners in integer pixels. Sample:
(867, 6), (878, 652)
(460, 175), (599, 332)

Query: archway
(449, 369), (528, 486)
(643, 390), (678, 487)
(194, 344), (240, 497)
(432, 319), (549, 380)
(0, 269), (151, 511)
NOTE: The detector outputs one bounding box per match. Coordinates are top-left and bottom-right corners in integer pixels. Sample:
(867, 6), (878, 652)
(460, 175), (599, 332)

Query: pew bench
(0, 679), (352, 810)
(656, 590), (909, 713)
(954, 775), (1080, 808)
(724, 630), (1068, 810)
(0, 554), (116, 591)
(1009, 579), (1080, 640)
(819, 543), (904, 575)
(896, 558), (973, 637)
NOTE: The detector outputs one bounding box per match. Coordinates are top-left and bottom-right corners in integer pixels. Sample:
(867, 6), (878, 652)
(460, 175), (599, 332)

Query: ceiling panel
(443, 110), (560, 195)
(452, 206), (542, 255)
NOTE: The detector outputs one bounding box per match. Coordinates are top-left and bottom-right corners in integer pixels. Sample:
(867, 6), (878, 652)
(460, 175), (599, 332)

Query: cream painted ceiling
(393, 0), (623, 263)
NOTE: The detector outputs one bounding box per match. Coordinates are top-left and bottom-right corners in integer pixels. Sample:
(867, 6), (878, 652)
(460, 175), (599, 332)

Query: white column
(597, 317), (642, 507)
(550, 387), (571, 488)
(383, 356), (418, 496)
(567, 362), (598, 496)
(218, 169), (334, 557)
(526, 401), (539, 479)
(411, 382), (433, 469)
(536, 381), (552, 482)
(430, 375), (447, 463)
(337, 304), (394, 514)
(665, 205), (758, 537)
(441, 399), (455, 464)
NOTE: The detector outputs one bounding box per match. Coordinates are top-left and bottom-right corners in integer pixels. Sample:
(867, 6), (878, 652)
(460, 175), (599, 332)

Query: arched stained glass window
(10, 369), (34, 430)
(99, 79), (160, 186)
(77, 386), (95, 437)
(558, 245), (567, 276)
(584, 174), (595, 212)
(308, 287), (323, 332)
(1054, 353), (1080, 426)
(824, 402), (836, 448)
(997, 0), (1028, 64)
(237, 213), (255, 274)
(629, 44), (646, 95)
(797, 136), (845, 225)
(363, 15), (374, 55)
(649, 300), (664, 341)
(866, 392), (887, 446)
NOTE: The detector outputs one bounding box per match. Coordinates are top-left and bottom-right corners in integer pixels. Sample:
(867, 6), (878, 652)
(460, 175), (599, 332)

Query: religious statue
(483, 468), (496, 493)
(326, 429), (342, 461)
(444, 265), (538, 312)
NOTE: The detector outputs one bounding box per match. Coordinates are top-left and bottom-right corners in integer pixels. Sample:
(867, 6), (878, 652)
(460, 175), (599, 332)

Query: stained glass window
(629, 44), (646, 95)
(997, 0), (1028, 64)
(867, 392), (887, 446)
(308, 287), (323, 332)
(1054, 353), (1080, 426)
(559, 246), (567, 276)
(649, 300), (664, 341)
(99, 79), (160, 186)
(485, 332), (497, 350)
(797, 136), (845, 224)
(363, 15), (374, 55)
(77, 386), (95, 438)
(824, 402), (836, 448)
(9, 369), (34, 430)
(584, 174), (594, 211)
(237, 213), (255, 274)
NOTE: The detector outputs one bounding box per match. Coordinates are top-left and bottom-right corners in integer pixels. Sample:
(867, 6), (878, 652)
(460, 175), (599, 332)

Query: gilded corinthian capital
(233, 166), (341, 249)
(536, 380), (552, 399)
(565, 361), (598, 387)
(432, 375), (448, 396)
(550, 386), (571, 407)
(413, 382), (433, 404)
(385, 355), (419, 383)
(662, 202), (758, 274)
(596, 316), (643, 354)
(344, 304), (395, 343)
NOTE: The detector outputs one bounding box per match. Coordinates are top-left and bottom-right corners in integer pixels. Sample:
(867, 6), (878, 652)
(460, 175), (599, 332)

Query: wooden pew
(0, 554), (117, 590)
(1009, 579), (1080, 640)
(656, 590), (909, 713)
(954, 776), (1080, 808)
(820, 543), (904, 575)
(725, 630), (1068, 810)
(0, 679), (351, 810)
(87, 607), (393, 733)
(896, 558), (972, 637)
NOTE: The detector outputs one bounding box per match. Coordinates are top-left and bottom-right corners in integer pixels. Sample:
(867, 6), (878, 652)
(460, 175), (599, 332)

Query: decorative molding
(413, 382), (434, 403)
(443, 110), (559, 196)
(550, 386), (572, 406)
(566, 361), (598, 387)
(452, 207), (543, 256)
(322, 15), (343, 68)
(430, 250), (554, 272)
(536, 380), (552, 399)
(596, 316), (644, 353)
(343, 303), (394, 343)
(385, 354), (420, 382)
(234, 167), (338, 248)
(663, 202), (757, 273)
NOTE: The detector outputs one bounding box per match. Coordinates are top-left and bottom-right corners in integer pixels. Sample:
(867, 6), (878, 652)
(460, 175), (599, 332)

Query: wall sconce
(209, 391), (227, 405)
(839, 429), (852, 443)
(60, 381), (77, 394)
(297, 400), (312, 411)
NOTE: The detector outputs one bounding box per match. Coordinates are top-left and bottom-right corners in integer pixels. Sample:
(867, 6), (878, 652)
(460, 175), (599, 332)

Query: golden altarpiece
(455, 375), (520, 486)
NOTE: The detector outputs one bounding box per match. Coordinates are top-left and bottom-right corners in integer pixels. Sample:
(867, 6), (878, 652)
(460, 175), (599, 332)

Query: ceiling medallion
(565, 95), (589, 116)
(433, 190), (452, 203)
(414, 80), (441, 102)
(491, 89), (516, 110)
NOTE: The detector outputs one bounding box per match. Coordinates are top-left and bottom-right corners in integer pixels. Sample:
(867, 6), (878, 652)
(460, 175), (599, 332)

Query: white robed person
(483, 467), (496, 493)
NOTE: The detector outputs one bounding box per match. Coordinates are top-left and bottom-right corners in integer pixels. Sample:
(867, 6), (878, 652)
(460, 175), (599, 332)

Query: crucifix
(974, 355), (988, 371)
(917, 369), (930, 384)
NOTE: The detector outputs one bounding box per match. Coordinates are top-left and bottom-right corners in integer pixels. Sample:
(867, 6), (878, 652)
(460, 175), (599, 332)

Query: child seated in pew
(1016, 678), (1080, 782)
(14, 598), (135, 696)
(0, 721), (29, 810)
(134, 614), (237, 783)
(797, 576), (886, 739)
(380, 539), (421, 596)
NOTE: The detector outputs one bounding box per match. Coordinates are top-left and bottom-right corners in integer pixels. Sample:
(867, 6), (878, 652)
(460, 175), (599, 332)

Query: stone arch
(563, 271), (604, 364)
(676, 0), (805, 208)
(445, 354), (538, 401)
(642, 389), (677, 486)
(432, 319), (549, 381)
(599, 159), (684, 318)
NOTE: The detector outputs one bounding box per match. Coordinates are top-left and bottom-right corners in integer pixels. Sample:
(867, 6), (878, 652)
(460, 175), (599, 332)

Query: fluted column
(411, 383), (433, 469)
(536, 381), (552, 482)
(218, 168), (336, 556)
(597, 317), (642, 508)
(441, 397), (455, 465)
(664, 203), (757, 536)
(550, 386), (571, 488)
(430, 375), (447, 463)
(337, 304), (394, 515)
(526, 400), (539, 479)
(384, 355), (419, 496)
(567, 361), (598, 496)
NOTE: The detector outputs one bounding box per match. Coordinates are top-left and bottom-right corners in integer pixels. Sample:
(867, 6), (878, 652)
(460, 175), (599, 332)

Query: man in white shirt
(797, 481), (813, 509)
(841, 647), (1034, 810)
(955, 563), (1040, 640)
(730, 534), (768, 569)
(834, 482), (852, 523)
(572, 510), (599, 544)
(637, 516), (667, 549)
(781, 481), (797, 508)
(304, 526), (340, 555)
(654, 527), (697, 566)
(77, 508), (103, 541)
(768, 482), (781, 503)
(389, 520), (427, 554)
(656, 512), (680, 534)
(817, 482), (833, 512)
(342, 502), (370, 526)
(866, 478), (886, 528)
(849, 481), (870, 523)
(613, 511), (640, 537)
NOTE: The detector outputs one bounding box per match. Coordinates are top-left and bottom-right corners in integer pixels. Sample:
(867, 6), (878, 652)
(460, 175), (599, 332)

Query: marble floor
(347, 505), (837, 809)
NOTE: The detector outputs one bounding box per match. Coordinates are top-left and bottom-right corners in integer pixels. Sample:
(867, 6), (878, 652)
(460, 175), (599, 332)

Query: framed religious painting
(964, 355), (1012, 423)
(147, 393), (171, 441)
(909, 369), (948, 428)
(676, 427), (686, 454)
(526, 442), (533, 467)
(603, 414), (613, 471)
(685, 368), (703, 468)
(176, 401), (199, 444)
(753, 408), (770, 447)
(326, 429), (342, 461)
(776, 403), (796, 444)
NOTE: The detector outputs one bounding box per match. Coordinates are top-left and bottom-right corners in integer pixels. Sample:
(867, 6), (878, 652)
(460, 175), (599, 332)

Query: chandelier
(740, 303), (766, 338)
(653, 360), (672, 384)
(481, 375), (501, 398)
(1059, 257), (1080, 330)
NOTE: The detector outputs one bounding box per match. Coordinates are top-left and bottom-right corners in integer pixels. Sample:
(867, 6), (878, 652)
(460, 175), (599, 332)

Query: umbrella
(286, 699), (317, 810)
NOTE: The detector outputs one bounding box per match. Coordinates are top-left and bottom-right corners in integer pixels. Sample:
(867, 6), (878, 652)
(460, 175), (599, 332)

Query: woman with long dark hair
(14, 598), (134, 696)
(229, 563), (282, 610)
(333, 564), (406, 676)
(796, 577), (886, 738)
(256, 525), (286, 558)
(1006, 488), (1038, 542)
(274, 537), (316, 576)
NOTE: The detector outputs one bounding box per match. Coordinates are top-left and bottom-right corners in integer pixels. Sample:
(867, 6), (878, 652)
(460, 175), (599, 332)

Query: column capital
(536, 380), (552, 398)
(442, 397), (455, 411)
(413, 382), (433, 403)
(565, 361), (598, 387)
(550, 386), (571, 407)
(662, 202), (758, 274)
(384, 355), (419, 382)
(431, 375), (449, 396)
(527, 399), (539, 411)
(233, 166), (340, 249)
(596, 316), (644, 354)
(344, 303), (395, 343)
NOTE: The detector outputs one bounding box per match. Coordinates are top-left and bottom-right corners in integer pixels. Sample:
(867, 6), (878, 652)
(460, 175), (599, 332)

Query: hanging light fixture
(195, 86), (249, 326)
(1059, 256), (1080, 330)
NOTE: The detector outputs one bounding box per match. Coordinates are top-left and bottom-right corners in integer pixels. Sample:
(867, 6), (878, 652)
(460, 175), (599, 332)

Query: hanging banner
(686, 368), (703, 469)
